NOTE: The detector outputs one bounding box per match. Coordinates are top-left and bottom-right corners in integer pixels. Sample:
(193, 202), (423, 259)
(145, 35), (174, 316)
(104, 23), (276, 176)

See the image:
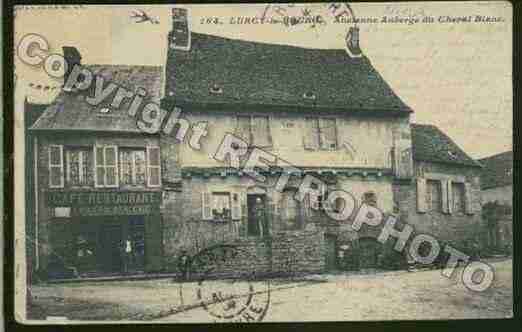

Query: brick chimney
(345, 26), (362, 58)
(168, 7), (191, 51)
(62, 46), (82, 82)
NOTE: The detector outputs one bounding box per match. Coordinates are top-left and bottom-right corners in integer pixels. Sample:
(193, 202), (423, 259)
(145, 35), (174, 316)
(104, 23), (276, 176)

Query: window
(281, 190), (302, 230)
(452, 182), (465, 213)
(66, 148), (93, 186)
(212, 192), (231, 221)
(304, 118), (337, 150)
(202, 191), (241, 221)
(235, 115), (272, 148)
(119, 149), (146, 186)
(94, 145), (119, 188)
(426, 180), (442, 212)
(146, 146), (161, 187)
(49, 145), (64, 188)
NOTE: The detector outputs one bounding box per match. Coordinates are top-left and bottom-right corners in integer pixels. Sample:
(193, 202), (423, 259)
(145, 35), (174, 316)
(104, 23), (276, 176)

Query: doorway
(358, 237), (382, 269)
(324, 234), (338, 271)
(99, 220), (123, 273)
(247, 194), (267, 236)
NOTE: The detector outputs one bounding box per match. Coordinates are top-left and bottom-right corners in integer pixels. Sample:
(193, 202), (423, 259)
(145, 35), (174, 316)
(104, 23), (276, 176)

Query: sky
(14, 2), (512, 159)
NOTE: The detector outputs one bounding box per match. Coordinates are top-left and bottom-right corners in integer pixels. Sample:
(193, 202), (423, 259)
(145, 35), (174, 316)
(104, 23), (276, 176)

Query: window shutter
(252, 116), (272, 147)
(147, 146), (161, 187)
(231, 192), (242, 220)
(303, 118), (319, 150)
(202, 191), (212, 220)
(447, 179), (453, 214)
(94, 146), (104, 188)
(49, 145), (64, 188)
(464, 182), (475, 215)
(416, 178), (427, 213)
(235, 116), (251, 145)
(319, 118), (337, 150)
(441, 180), (449, 214)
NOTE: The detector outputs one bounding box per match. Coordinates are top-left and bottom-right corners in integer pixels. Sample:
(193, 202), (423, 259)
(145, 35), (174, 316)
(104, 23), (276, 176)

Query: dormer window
(303, 91), (316, 100)
(210, 84), (223, 94)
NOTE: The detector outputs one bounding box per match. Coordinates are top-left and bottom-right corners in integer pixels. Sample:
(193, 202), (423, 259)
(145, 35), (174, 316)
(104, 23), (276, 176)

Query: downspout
(33, 135), (39, 270)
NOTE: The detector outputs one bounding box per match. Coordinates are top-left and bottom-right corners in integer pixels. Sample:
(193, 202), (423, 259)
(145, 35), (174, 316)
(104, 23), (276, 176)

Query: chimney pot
(169, 7), (191, 51)
(345, 26), (362, 58)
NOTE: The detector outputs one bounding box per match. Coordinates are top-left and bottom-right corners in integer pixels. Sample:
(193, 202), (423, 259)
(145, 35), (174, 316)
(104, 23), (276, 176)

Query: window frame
(65, 147), (93, 187)
(304, 117), (338, 151)
(235, 114), (272, 148)
(426, 179), (443, 212)
(451, 181), (466, 214)
(146, 146), (161, 188)
(93, 145), (119, 188)
(119, 148), (147, 187)
(48, 144), (64, 188)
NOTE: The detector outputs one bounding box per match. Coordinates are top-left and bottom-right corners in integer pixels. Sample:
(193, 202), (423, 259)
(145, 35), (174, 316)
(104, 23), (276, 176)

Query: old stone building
(30, 64), (165, 277)
(28, 8), (484, 279)
(479, 151), (513, 252)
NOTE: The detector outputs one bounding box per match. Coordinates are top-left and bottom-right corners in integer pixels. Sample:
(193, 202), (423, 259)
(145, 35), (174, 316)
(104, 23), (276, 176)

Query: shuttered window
(426, 180), (442, 212)
(49, 145), (64, 188)
(452, 182), (466, 213)
(464, 182), (475, 215)
(146, 146), (161, 187)
(94, 145), (119, 188)
(319, 118), (337, 150)
(304, 117), (337, 150)
(235, 115), (272, 148)
(201, 191), (241, 221)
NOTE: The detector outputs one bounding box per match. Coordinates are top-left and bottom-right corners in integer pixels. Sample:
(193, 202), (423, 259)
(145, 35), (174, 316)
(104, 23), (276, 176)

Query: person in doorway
(253, 197), (268, 237)
(122, 236), (134, 274)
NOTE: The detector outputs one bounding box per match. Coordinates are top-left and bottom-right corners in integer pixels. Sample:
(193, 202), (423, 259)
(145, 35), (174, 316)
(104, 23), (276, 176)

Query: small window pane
(119, 150), (133, 185)
(106, 167), (116, 186)
(149, 168), (160, 186)
(96, 168), (105, 186)
(95, 147), (104, 165)
(135, 151), (146, 185)
(50, 167), (62, 186)
(69, 151), (81, 185)
(148, 148), (160, 166)
(50, 146), (61, 165)
(452, 183), (465, 213)
(105, 147), (116, 166)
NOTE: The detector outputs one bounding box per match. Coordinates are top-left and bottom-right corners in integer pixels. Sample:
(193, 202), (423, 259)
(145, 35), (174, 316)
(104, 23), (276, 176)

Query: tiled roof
(31, 65), (163, 132)
(411, 124), (481, 168)
(164, 32), (412, 114)
(479, 151), (513, 189)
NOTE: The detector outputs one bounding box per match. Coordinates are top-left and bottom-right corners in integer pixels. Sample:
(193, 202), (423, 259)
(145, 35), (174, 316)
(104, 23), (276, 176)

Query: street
(29, 259), (513, 322)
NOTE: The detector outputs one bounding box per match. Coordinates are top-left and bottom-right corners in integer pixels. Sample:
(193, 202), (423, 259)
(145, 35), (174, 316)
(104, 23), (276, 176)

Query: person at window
(253, 197), (268, 237)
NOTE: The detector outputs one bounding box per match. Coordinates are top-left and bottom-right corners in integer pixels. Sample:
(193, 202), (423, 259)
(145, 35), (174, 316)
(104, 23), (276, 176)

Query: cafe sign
(47, 191), (162, 216)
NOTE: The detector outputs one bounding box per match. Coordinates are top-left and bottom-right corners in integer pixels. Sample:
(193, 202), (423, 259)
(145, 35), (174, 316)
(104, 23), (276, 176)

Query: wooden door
(324, 234), (337, 271)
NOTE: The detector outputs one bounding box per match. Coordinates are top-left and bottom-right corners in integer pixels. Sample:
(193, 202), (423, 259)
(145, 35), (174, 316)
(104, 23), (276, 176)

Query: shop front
(46, 191), (163, 278)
